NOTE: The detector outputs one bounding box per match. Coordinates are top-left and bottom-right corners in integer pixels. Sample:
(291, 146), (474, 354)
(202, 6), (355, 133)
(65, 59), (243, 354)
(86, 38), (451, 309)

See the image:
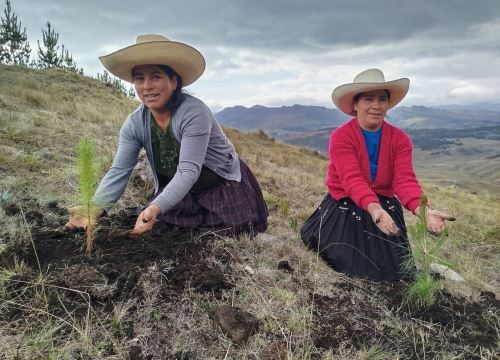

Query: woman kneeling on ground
(301, 69), (455, 281)
(67, 34), (268, 237)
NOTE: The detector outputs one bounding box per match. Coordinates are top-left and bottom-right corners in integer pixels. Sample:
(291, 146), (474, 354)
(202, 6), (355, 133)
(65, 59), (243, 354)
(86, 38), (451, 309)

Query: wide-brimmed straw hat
(332, 69), (409, 115)
(99, 34), (205, 86)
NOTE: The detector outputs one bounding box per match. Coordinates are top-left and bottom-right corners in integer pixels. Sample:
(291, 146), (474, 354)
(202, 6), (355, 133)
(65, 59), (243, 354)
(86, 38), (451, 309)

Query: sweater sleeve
(93, 116), (141, 212)
(329, 129), (379, 210)
(392, 131), (424, 212)
(150, 104), (212, 213)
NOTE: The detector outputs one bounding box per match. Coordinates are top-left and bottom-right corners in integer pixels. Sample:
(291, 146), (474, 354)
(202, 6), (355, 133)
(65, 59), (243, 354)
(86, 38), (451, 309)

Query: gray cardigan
(93, 94), (240, 214)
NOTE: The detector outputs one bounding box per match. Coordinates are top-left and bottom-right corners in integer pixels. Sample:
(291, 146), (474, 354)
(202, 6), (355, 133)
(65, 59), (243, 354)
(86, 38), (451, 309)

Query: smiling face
(353, 89), (390, 131)
(132, 64), (178, 114)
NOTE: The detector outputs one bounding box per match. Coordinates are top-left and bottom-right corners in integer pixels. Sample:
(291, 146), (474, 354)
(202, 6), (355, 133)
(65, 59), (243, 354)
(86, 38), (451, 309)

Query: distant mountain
(387, 106), (500, 129)
(215, 104), (500, 135)
(215, 104), (349, 136)
(436, 103), (500, 112)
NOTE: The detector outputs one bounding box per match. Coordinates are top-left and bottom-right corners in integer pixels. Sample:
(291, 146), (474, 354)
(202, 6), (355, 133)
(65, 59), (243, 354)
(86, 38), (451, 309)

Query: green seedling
(403, 195), (453, 307)
(78, 138), (97, 255)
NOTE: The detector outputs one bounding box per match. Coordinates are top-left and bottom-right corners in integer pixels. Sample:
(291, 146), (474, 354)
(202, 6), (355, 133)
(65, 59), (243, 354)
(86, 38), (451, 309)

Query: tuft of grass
(262, 190), (278, 209)
(288, 217), (298, 232)
(279, 198), (290, 217)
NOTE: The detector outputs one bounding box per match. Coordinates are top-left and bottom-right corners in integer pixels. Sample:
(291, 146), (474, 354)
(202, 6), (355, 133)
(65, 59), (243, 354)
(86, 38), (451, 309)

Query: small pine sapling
(78, 138), (98, 255)
(403, 195), (453, 307)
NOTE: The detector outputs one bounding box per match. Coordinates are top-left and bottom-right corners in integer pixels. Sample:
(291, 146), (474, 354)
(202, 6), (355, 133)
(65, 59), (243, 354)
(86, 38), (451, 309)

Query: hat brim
(332, 78), (409, 115)
(99, 41), (205, 86)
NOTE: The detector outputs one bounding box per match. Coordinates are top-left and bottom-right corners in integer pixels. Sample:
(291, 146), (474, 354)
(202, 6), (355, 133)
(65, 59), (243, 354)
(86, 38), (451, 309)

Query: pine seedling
(403, 195), (452, 307)
(78, 138), (97, 255)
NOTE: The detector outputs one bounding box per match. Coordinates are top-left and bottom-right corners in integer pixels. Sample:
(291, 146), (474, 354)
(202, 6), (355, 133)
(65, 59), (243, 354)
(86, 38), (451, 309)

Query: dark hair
(353, 89), (390, 103)
(132, 64), (186, 113)
(157, 65), (185, 113)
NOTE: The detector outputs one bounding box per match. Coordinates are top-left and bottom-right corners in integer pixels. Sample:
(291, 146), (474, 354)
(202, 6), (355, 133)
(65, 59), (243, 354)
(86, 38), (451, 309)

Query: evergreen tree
(127, 85), (136, 99)
(96, 70), (131, 97)
(0, 0), (31, 65)
(37, 21), (61, 68)
(60, 44), (83, 74)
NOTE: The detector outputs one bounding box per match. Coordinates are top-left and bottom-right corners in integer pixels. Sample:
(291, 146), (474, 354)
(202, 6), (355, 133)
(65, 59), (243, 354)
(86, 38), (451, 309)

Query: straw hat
(332, 69), (409, 115)
(99, 34), (205, 86)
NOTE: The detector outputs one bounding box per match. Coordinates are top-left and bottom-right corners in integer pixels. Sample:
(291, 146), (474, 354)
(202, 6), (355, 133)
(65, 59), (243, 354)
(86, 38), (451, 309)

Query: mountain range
(215, 104), (500, 136)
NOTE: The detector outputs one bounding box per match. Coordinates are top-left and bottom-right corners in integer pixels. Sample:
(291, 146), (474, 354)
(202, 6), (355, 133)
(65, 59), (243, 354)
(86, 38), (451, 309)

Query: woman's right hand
(367, 202), (400, 236)
(65, 206), (104, 229)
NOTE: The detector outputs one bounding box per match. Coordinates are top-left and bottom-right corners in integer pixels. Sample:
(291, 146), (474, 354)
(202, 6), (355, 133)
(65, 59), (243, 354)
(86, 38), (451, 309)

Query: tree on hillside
(60, 44), (83, 75)
(0, 0), (31, 65)
(36, 21), (82, 74)
(37, 21), (61, 68)
(96, 70), (135, 98)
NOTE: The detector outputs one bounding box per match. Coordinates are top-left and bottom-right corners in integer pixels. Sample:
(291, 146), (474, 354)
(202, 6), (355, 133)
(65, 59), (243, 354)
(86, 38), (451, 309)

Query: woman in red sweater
(301, 69), (455, 281)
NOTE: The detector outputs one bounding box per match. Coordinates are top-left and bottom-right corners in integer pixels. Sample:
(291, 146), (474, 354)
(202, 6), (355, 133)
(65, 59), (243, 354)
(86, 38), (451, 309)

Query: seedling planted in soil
(404, 195), (453, 307)
(78, 138), (98, 255)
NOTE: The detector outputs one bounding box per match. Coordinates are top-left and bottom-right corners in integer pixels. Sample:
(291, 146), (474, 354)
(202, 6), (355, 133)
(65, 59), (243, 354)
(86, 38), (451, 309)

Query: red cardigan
(325, 118), (424, 212)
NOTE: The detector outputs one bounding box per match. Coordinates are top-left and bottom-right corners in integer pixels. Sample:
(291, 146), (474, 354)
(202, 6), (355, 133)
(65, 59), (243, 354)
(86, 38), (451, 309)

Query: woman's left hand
(128, 205), (162, 238)
(425, 209), (456, 235)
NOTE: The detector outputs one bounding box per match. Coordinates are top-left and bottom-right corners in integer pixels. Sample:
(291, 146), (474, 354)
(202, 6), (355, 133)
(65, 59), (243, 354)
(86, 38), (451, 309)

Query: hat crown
(136, 34), (170, 44)
(353, 68), (385, 83)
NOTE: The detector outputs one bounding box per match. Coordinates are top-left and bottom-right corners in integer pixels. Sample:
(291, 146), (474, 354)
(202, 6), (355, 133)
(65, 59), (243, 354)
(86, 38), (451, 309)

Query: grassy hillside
(1, 64), (499, 359)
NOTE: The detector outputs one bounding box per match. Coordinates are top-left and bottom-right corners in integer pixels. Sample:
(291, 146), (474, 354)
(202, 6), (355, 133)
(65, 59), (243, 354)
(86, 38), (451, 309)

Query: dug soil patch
(1, 203), (232, 359)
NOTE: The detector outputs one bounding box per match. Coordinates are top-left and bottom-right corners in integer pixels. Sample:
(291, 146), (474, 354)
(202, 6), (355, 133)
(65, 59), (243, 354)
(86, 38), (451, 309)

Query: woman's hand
(367, 202), (401, 236)
(414, 207), (456, 235)
(66, 206), (104, 229)
(128, 205), (162, 238)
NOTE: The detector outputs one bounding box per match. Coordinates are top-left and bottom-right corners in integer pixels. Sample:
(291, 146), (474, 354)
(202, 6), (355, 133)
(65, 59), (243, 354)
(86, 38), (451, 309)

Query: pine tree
(60, 44), (83, 74)
(127, 85), (136, 98)
(96, 70), (130, 97)
(37, 21), (61, 68)
(0, 0), (31, 65)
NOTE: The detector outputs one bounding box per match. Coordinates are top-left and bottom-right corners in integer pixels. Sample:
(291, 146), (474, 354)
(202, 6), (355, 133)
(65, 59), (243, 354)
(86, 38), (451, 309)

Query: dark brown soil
(312, 280), (499, 358)
(1, 201), (234, 359)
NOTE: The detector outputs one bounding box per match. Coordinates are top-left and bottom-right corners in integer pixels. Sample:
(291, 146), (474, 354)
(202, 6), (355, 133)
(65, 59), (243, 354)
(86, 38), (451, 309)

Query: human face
(353, 90), (390, 131)
(133, 64), (178, 114)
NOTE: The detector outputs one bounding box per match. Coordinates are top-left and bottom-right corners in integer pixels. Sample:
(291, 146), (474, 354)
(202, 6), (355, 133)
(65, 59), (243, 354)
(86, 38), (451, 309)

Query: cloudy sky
(9, 0), (500, 111)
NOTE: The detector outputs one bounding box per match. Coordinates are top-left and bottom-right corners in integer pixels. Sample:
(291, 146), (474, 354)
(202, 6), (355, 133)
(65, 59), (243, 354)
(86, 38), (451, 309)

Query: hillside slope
(0, 64), (499, 359)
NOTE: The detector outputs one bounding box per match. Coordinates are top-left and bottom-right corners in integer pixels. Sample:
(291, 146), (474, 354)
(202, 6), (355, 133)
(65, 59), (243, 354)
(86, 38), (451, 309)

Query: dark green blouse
(150, 117), (179, 180)
(150, 115), (223, 192)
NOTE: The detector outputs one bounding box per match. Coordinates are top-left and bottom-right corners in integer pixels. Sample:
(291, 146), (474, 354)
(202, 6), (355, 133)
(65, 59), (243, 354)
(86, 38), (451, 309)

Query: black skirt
(158, 160), (268, 236)
(300, 194), (412, 281)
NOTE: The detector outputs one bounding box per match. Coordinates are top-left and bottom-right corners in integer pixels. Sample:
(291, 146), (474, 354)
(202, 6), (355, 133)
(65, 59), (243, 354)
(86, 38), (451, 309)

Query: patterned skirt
(158, 160), (268, 236)
(300, 194), (412, 281)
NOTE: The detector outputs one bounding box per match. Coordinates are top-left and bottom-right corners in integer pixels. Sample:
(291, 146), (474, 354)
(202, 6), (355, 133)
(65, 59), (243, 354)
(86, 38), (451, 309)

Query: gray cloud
(9, 0), (500, 108)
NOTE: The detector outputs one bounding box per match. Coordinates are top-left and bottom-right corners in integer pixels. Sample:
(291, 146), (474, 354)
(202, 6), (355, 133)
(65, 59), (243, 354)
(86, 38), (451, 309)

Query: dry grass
(0, 64), (499, 358)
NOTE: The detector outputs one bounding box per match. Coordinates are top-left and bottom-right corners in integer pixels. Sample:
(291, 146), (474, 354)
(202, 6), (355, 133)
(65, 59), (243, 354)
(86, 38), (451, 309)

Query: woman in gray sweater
(67, 34), (268, 237)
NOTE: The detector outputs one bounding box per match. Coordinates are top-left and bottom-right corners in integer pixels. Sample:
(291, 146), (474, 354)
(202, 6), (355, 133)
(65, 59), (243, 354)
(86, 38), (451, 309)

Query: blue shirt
(361, 127), (382, 182)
